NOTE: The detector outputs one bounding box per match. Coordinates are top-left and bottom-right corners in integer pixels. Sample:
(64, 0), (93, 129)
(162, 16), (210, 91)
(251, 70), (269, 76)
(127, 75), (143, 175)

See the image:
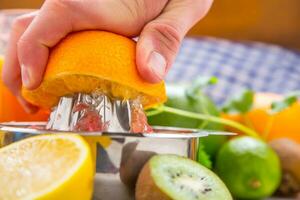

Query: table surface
(93, 174), (295, 200)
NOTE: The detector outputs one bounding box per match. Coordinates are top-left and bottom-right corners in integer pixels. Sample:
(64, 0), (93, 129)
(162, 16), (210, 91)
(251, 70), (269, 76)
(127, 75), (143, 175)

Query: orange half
(22, 31), (167, 109)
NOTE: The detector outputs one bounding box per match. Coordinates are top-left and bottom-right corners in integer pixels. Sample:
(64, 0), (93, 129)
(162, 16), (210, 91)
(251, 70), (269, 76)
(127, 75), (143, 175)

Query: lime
(215, 136), (281, 199)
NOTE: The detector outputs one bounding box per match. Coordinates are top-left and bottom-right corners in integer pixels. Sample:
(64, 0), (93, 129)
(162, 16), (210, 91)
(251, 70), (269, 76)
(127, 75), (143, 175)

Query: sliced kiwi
(136, 154), (232, 200)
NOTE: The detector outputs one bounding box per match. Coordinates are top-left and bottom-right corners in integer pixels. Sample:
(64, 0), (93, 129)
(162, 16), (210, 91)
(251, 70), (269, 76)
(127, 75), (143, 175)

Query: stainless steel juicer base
(0, 93), (235, 200)
(0, 129), (232, 200)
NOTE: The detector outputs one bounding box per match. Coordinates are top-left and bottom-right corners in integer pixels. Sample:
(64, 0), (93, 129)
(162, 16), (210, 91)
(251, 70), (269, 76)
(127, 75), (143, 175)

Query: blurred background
(1, 0), (300, 49)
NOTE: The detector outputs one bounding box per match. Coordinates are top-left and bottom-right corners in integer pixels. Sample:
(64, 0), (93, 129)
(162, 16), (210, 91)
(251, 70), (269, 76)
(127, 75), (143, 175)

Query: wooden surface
(0, 0), (43, 9)
(189, 0), (300, 49)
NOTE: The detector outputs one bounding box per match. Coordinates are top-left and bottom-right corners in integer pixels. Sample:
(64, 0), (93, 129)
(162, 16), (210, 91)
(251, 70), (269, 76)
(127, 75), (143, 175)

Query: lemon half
(0, 134), (94, 200)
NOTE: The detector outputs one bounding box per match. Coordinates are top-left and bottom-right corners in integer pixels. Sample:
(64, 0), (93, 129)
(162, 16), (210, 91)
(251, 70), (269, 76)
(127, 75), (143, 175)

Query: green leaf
(186, 76), (218, 101)
(149, 105), (259, 138)
(197, 143), (213, 169)
(271, 91), (300, 114)
(222, 89), (254, 114)
(147, 84), (223, 130)
(185, 76), (222, 130)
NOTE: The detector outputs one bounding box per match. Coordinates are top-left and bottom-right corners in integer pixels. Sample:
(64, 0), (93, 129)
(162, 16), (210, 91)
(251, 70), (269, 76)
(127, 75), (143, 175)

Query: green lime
(215, 136), (281, 199)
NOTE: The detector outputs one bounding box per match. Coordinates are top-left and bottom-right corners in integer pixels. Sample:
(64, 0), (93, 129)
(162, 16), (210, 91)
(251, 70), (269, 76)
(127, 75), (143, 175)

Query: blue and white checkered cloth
(167, 37), (300, 104)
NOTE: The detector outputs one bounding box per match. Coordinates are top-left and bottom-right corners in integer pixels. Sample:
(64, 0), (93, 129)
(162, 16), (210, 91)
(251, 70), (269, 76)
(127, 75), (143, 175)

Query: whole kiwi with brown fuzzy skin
(136, 154), (232, 200)
(120, 142), (156, 188)
(269, 138), (300, 196)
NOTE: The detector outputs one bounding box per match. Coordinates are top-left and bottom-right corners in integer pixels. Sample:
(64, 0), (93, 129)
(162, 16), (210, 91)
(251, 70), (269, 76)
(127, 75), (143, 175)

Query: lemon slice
(0, 134), (94, 200)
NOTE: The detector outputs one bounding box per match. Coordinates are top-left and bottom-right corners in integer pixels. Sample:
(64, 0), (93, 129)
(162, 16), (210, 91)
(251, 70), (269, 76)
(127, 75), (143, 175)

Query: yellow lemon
(0, 134), (94, 200)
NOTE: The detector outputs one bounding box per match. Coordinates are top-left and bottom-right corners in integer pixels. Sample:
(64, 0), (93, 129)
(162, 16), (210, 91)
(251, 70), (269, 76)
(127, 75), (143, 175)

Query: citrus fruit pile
(220, 91), (300, 197)
(147, 83), (292, 199)
(0, 134), (93, 200)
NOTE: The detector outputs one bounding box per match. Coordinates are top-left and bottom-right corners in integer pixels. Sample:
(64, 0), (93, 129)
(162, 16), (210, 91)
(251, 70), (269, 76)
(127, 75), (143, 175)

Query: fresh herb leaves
(271, 91), (300, 114)
(186, 76), (218, 101)
(197, 143), (213, 169)
(222, 90), (254, 114)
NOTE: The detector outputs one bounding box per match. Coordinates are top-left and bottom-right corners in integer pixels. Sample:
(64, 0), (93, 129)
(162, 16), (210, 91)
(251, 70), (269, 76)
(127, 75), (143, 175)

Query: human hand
(2, 0), (213, 112)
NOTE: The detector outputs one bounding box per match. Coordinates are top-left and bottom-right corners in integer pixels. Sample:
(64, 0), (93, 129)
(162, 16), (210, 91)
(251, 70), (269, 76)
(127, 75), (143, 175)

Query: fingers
(3, 12), (36, 94)
(136, 0), (213, 83)
(16, 0), (169, 89)
(17, 1), (75, 90)
(2, 11), (39, 113)
(3, 0), (167, 114)
(4, 0), (195, 110)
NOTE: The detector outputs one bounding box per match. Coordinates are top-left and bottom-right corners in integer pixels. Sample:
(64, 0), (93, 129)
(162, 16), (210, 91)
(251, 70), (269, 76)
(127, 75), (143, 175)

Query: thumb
(136, 0), (213, 83)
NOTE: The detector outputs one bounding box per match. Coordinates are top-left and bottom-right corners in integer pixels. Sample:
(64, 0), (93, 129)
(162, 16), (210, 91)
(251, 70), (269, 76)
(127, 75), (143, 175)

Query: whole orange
(222, 93), (300, 144)
(0, 56), (49, 122)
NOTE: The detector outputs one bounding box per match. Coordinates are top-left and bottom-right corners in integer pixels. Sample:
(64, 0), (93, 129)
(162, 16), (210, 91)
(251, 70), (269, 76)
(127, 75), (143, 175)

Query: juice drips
(73, 103), (109, 132)
(130, 100), (153, 133)
(71, 98), (152, 133)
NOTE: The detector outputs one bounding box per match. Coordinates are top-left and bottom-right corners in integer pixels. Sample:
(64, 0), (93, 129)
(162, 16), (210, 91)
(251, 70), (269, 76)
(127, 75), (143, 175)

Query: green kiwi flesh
(136, 154), (232, 200)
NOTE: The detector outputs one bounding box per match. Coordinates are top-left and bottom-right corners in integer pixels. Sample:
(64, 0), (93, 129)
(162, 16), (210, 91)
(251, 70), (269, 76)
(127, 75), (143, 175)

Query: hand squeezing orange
(0, 31), (168, 200)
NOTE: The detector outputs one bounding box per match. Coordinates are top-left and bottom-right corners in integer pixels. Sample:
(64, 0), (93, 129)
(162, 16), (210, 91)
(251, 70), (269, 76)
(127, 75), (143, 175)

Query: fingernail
(148, 51), (166, 80)
(21, 65), (31, 88)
